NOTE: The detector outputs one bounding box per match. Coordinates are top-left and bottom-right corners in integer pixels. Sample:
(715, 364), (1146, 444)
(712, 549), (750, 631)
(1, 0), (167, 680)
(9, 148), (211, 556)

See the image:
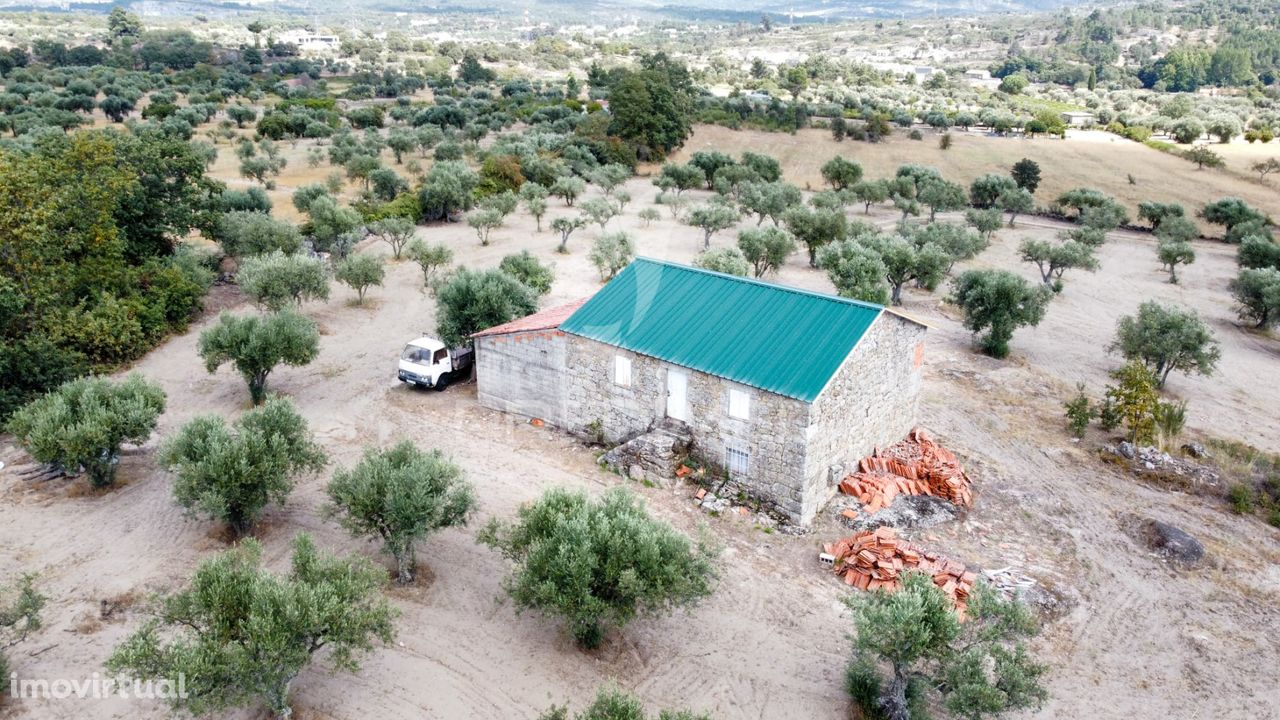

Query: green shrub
(1064, 384), (1095, 439)
(1153, 400), (1187, 451)
(538, 686), (710, 720)
(1227, 483), (1254, 514)
(1104, 362), (1160, 445)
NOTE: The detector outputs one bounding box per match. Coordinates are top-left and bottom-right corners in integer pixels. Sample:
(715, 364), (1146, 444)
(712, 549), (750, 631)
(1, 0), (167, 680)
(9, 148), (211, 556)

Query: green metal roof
(560, 258), (886, 402)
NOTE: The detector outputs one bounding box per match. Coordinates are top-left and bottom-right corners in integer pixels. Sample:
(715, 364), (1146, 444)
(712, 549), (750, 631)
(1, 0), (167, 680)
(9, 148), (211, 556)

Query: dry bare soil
(2, 125), (1278, 720)
(669, 124), (1280, 233)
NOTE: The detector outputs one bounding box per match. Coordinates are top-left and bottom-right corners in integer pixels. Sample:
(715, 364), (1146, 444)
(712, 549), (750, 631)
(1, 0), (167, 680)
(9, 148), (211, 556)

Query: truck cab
(397, 337), (473, 391)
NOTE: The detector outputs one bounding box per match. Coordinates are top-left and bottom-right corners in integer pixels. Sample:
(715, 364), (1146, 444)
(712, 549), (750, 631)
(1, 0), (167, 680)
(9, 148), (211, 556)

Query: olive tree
(998, 188), (1034, 228)
(820, 156), (863, 190)
(367, 217), (416, 259)
(693, 247), (750, 276)
(868, 235), (950, 305)
(737, 226), (796, 277)
(1109, 302), (1220, 387)
(817, 240), (891, 305)
(1157, 240), (1196, 283)
(851, 179), (889, 214)
(236, 251), (330, 311)
(466, 207), (505, 246)
(7, 375), (165, 489)
(499, 251), (555, 295)
(435, 268), (539, 346)
(161, 398), (326, 536)
(948, 269), (1053, 358)
(653, 163), (704, 197)
(198, 310), (320, 404)
(589, 232), (636, 281)
(911, 222), (988, 272)
(405, 239), (453, 288)
(306, 197), (363, 254)
(550, 175), (587, 206)
(1230, 267), (1280, 328)
(1200, 197), (1266, 239)
(217, 211), (302, 257)
(419, 161), (478, 221)
(965, 207), (1003, 240)
(685, 203), (739, 248)
(1238, 236), (1280, 271)
(1137, 201), (1185, 230)
(520, 182), (550, 231)
(105, 535), (395, 720)
(969, 173), (1018, 209)
(688, 150), (735, 190)
(0, 572), (45, 694)
(740, 181), (801, 226)
(580, 197), (620, 231)
(845, 572), (1046, 720)
(334, 254), (386, 305)
(326, 441), (475, 584)
(918, 178), (968, 221)
(588, 163), (631, 194)
(478, 487), (717, 649)
(784, 206), (847, 267)
(551, 215), (586, 254)
(1018, 238), (1099, 290)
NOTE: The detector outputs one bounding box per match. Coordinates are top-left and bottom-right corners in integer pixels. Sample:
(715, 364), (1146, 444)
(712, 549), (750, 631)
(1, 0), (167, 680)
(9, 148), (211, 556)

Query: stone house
(472, 259), (927, 524)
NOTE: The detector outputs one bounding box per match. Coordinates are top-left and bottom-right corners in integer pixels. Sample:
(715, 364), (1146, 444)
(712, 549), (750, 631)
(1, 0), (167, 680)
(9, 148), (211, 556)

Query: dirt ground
(2, 132), (1279, 720)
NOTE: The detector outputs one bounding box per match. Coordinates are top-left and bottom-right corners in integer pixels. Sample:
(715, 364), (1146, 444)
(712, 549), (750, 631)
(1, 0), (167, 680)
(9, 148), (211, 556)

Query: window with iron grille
(726, 446), (750, 476)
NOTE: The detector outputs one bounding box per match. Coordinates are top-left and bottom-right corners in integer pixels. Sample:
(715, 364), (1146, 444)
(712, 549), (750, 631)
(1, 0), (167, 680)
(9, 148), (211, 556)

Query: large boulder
(1138, 518), (1206, 568)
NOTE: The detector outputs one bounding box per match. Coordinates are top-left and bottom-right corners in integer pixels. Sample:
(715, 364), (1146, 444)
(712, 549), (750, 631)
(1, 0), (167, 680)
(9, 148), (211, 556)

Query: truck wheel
(434, 372), (450, 391)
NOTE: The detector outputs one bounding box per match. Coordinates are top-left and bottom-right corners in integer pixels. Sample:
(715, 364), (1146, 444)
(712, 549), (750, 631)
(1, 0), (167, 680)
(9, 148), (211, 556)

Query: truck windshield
(401, 346), (433, 363)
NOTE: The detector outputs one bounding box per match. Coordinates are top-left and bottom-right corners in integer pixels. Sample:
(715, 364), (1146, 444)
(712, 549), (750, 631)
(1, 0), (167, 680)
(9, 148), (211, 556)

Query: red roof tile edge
(469, 297), (591, 339)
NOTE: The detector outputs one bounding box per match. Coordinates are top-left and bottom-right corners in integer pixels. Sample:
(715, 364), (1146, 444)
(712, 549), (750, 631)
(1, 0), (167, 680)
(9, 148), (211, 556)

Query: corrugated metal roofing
(560, 258), (886, 402)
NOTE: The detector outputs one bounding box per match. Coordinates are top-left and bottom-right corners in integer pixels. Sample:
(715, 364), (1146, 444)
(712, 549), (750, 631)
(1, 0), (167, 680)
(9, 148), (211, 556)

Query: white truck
(397, 337), (474, 391)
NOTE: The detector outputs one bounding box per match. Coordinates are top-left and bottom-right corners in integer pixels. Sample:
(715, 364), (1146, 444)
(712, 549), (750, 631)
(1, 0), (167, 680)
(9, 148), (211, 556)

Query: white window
(726, 446), (750, 476)
(614, 355), (632, 387)
(728, 388), (750, 420)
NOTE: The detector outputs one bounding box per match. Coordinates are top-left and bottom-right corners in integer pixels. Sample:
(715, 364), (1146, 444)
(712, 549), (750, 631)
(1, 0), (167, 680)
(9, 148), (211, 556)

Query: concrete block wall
(803, 313), (927, 521)
(474, 330), (569, 427)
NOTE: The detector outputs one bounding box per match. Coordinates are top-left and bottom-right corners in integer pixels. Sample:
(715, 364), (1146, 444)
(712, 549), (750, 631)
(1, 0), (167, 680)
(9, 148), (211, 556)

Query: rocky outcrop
(600, 418), (693, 482)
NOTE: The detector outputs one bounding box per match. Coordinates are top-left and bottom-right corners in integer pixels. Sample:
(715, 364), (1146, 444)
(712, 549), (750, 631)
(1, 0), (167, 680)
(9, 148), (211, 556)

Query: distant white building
(1061, 111), (1096, 127)
(276, 31), (340, 52)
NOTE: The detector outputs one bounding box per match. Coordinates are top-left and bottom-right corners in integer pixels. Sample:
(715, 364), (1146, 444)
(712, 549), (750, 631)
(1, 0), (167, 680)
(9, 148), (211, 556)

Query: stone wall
(474, 330), (568, 427)
(803, 312), (927, 521)
(478, 313), (926, 526)
(562, 334), (810, 520)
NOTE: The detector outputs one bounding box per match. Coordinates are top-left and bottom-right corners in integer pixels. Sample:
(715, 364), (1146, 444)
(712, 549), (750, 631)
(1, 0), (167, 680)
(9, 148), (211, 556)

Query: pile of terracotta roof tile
(838, 427), (973, 513)
(823, 527), (975, 613)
